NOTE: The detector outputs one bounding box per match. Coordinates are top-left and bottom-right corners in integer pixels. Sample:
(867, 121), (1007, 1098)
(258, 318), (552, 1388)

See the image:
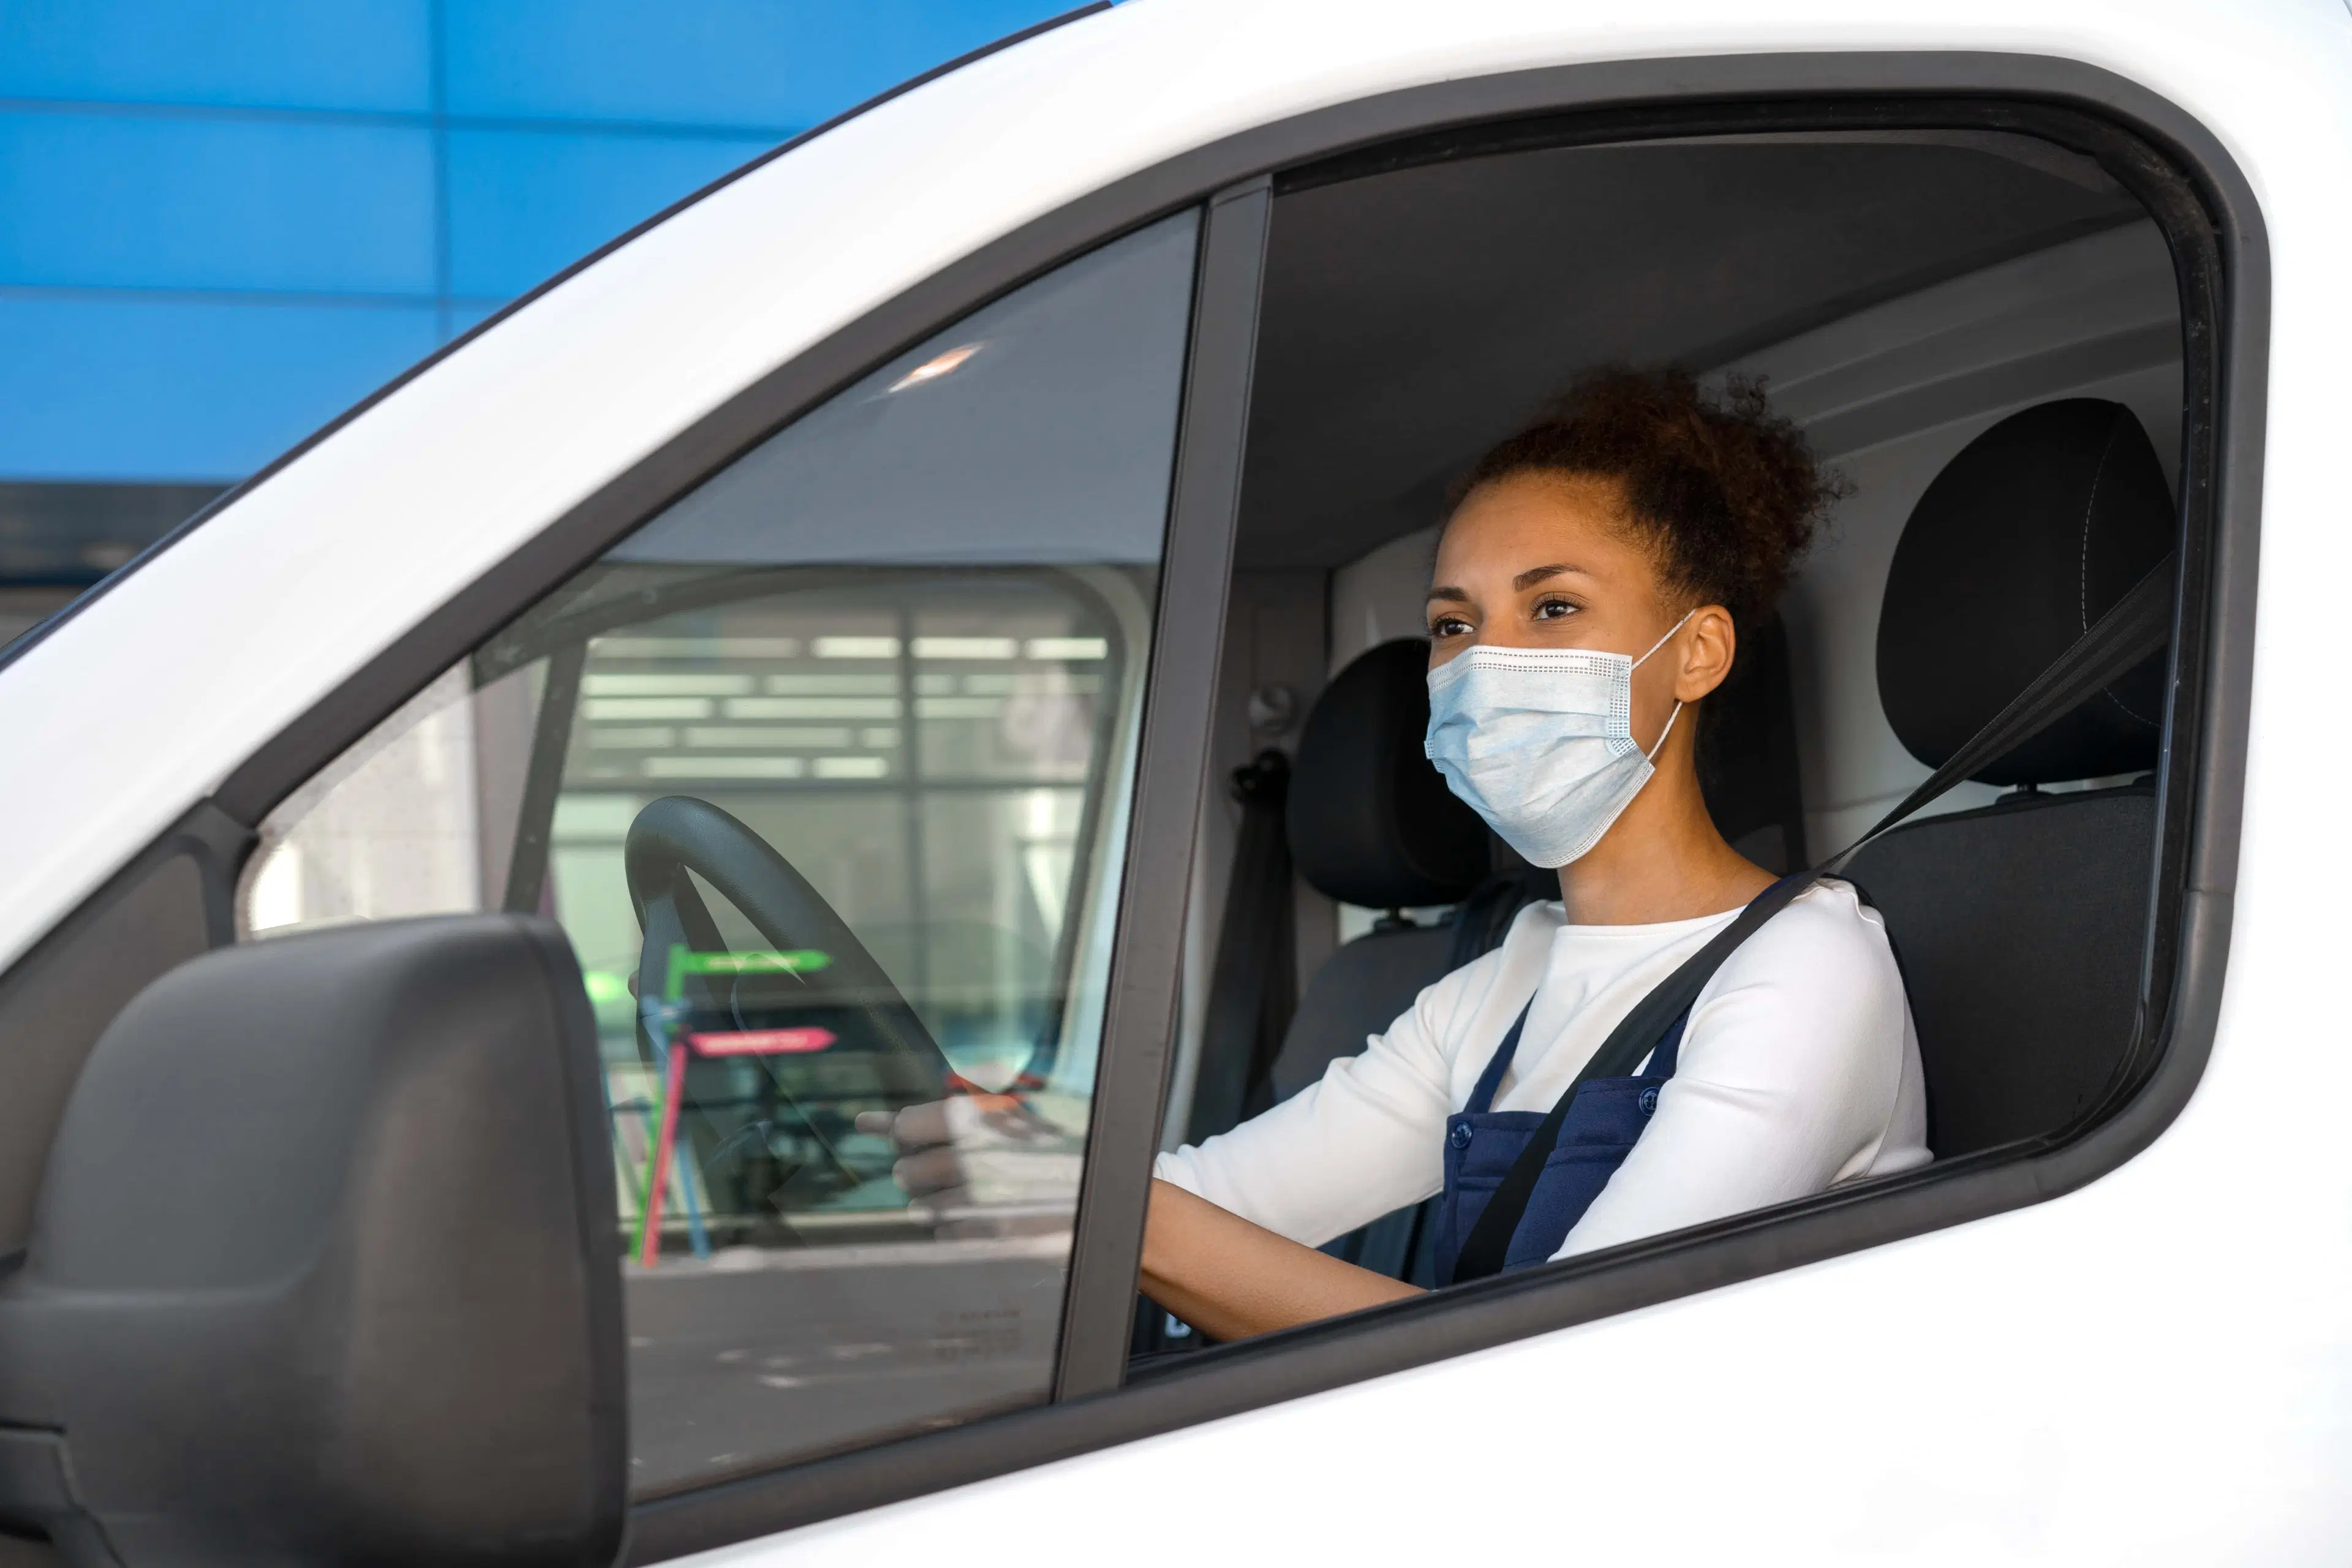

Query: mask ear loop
(1632, 609), (1696, 760)
(1644, 699), (1684, 763)
(1631, 609), (1696, 669)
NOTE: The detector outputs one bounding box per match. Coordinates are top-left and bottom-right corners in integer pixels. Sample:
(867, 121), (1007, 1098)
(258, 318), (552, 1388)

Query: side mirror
(0, 916), (625, 1567)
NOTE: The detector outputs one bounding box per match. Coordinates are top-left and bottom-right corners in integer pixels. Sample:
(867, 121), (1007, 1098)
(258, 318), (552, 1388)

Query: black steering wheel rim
(624, 794), (951, 1085)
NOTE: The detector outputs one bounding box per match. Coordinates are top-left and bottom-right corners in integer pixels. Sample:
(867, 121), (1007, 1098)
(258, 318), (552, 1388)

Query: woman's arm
(1152, 954), (1483, 1250)
(1139, 1177), (1422, 1341)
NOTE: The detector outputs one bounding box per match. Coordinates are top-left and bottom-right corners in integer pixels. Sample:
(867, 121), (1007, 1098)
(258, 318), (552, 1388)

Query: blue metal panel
(0, 293), (439, 479)
(0, 0), (1073, 549)
(444, 126), (774, 298)
(0, 110), (437, 294)
(442, 0), (1052, 129)
(0, 0), (431, 114)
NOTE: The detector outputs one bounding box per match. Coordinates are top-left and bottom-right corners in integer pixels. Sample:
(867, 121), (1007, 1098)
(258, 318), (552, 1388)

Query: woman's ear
(1672, 605), (1738, 703)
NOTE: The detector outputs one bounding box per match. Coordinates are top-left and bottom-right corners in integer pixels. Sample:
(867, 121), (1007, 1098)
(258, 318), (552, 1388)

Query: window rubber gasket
(31, 47), (2252, 1564)
(604, 53), (2260, 1562)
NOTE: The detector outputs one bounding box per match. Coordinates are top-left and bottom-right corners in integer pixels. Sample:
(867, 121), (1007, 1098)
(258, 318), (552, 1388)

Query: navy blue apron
(1431, 996), (1688, 1284)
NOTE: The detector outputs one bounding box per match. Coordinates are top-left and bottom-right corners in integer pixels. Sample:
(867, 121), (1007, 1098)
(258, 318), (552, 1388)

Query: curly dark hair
(1458, 367), (1843, 623)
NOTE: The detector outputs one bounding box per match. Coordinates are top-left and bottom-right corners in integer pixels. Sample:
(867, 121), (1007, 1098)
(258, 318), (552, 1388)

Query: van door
(0, 173), (1276, 1558)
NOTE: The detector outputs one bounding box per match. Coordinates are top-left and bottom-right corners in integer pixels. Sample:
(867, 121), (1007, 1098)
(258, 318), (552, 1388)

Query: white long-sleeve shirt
(1154, 880), (1930, 1262)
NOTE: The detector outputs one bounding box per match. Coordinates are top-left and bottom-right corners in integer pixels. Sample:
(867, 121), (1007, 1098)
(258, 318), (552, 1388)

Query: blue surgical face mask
(1422, 612), (1692, 869)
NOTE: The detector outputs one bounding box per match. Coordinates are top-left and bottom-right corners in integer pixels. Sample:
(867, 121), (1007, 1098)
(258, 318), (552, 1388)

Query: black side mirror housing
(0, 916), (625, 1567)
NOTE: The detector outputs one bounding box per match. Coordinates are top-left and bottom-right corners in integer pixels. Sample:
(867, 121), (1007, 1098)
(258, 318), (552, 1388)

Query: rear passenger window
(235, 211), (1199, 1489)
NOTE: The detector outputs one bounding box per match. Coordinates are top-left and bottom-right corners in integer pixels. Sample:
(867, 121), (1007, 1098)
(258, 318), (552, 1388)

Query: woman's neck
(1554, 755), (1774, 925)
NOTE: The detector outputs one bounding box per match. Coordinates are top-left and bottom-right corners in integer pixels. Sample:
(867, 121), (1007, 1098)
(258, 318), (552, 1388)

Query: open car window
(232, 209), (1199, 1491)
(1144, 124), (2193, 1355)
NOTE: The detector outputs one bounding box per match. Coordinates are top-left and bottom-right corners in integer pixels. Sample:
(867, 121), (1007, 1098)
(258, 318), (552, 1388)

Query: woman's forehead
(1438, 472), (1642, 575)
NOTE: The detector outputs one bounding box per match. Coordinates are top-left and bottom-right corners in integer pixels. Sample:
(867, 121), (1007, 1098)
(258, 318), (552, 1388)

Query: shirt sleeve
(1553, 884), (1912, 1260)
(1152, 953), (1491, 1250)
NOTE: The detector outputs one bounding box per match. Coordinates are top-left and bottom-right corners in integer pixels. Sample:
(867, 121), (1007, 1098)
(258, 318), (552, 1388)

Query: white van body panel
(4, 0), (2350, 1560)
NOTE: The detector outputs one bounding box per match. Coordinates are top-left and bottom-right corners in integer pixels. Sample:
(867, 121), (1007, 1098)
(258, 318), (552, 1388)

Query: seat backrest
(1847, 785), (2153, 1155)
(1270, 638), (1491, 1102)
(1285, 638), (1491, 913)
(1268, 922), (1456, 1103)
(1843, 398), (2171, 1157)
(1698, 609), (1809, 873)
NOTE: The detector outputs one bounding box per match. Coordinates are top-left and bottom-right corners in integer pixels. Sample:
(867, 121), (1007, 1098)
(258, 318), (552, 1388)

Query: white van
(0, 1), (2341, 1562)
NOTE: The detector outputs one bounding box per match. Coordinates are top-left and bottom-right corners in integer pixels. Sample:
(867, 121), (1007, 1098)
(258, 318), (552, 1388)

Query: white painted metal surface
(6, 0), (2352, 1559)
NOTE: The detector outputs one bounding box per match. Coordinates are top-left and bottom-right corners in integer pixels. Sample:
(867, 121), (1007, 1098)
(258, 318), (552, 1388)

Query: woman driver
(1140, 368), (1930, 1341)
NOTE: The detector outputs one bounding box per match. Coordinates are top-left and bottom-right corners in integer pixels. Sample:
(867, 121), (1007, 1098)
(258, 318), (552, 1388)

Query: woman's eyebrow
(1425, 584), (1471, 605)
(1510, 563), (1583, 590)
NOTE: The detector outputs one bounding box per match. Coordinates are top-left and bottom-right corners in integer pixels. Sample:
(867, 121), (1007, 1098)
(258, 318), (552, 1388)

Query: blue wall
(0, 0), (1065, 582)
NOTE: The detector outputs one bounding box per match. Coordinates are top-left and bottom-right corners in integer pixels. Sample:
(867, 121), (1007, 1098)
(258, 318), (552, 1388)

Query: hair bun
(1460, 367), (1841, 622)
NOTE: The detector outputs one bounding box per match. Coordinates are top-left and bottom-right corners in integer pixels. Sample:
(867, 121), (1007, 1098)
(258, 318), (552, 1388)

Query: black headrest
(1288, 639), (1490, 909)
(1878, 399), (2171, 786)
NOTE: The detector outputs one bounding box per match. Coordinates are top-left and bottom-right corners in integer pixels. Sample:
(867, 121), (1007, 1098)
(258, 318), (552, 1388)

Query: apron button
(1448, 1123), (1473, 1149)
(1638, 1087), (1659, 1115)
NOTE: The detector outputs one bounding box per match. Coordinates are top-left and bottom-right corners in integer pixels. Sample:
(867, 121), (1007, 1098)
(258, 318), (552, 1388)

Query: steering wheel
(624, 794), (951, 1096)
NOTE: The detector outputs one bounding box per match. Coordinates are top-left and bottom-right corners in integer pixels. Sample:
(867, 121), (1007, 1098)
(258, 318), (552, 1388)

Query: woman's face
(1426, 470), (1737, 749)
(1426, 470), (1680, 667)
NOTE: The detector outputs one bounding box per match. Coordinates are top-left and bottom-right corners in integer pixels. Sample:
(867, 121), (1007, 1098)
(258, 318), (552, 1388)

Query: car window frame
(0, 48), (2261, 1566)
(612, 55), (2260, 1562)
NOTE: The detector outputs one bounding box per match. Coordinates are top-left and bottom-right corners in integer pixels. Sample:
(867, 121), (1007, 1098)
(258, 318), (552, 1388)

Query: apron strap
(1645, 1009), (1691, 1079)
(1463, 1000), (1534, 1115)
(1465, 955), (1695, 1118)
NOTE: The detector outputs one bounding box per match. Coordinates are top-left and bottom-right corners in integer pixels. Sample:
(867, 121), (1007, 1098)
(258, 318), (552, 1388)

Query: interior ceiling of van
(1236, 133), (2146, 568)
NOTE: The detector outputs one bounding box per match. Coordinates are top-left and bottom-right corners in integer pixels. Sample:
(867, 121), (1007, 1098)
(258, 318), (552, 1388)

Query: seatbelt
(1186, 750), (1299, 1142)
(1445, 866), (1559, 973)
(1450, 554), (2175, 1284)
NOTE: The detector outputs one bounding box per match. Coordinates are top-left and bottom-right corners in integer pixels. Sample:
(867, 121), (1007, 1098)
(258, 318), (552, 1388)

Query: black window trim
(9, 46), (2257, 1566)
(1053, 175), (1271, 1403)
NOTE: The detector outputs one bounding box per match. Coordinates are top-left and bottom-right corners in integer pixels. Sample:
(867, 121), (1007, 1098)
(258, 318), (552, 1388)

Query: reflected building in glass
(0, 0), (1060, 643)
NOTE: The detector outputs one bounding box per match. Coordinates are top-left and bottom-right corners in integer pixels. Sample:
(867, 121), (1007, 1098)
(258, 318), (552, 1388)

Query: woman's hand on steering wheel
(855, 1094), (1084, 1222)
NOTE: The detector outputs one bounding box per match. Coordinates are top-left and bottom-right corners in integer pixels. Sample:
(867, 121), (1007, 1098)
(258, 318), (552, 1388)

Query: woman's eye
(1428, 614), (1472, 639)
(1532, 597), (1578, 622)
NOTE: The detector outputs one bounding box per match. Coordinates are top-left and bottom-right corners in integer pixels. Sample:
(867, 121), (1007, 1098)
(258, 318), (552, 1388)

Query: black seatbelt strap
(1186, 750), (1298, 1142)
(1450, 554), (2174, 1284)
(1834, 554), (2173, 856)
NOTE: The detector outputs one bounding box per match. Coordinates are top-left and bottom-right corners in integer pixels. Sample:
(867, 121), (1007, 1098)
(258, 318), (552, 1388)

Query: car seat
(1843, 398), (2173, 1156)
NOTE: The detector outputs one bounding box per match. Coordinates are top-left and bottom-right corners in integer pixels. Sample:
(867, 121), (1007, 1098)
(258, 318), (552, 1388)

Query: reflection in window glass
(236, 209), (1198, 1489)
